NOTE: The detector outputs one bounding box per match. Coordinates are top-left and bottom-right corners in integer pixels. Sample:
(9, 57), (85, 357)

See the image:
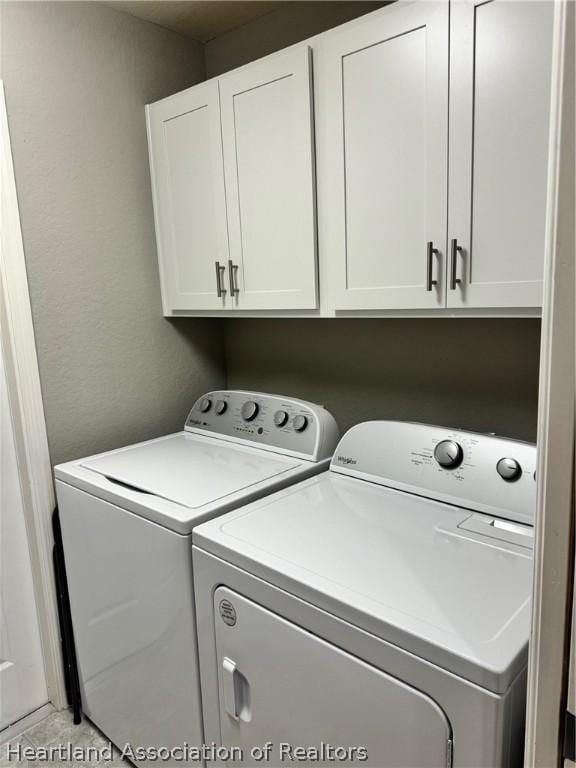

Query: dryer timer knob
(434, 440), (463, 469)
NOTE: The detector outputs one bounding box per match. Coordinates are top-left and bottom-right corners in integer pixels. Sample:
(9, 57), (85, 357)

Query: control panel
(185, 391), (339, 462)
(331, 421), (537, 526)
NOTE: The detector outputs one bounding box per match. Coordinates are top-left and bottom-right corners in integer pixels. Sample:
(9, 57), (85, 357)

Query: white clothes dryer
(55, 390), (339, 763)
(193, 421), (536, 768)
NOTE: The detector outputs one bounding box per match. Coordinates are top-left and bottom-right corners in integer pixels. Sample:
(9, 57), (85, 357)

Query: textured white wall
(1, 2), (225, 465)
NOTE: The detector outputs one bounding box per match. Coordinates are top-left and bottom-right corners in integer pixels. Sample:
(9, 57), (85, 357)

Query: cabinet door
(447, 0), (554, 309)
(219, 48), (318, 311)
(214, 588), (453, 767)
(323, 3), (448, 311)
(147, 83), (230, 312)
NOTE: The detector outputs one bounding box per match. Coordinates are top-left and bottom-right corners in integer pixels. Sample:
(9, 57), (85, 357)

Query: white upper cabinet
(146, 1), (554, 316)
(147, 82), (229, 312)
(447, 0), (554, 309)
(322, 3), (449, 311)
(219, 47), (318, 310)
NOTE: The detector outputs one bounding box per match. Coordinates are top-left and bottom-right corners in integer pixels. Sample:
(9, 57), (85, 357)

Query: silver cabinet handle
(215, 261), (226, 298)
(450, 239), (463, 290)
(228, 260), (239, 296)
(426, 242), (439, 291)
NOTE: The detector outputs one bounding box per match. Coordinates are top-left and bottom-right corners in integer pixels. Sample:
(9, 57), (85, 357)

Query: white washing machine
(55, 390), (339, 762)
(193, 421), (537, 768)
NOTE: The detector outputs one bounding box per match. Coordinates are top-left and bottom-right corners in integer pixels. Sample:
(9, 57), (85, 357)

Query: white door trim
(524, 1), (575, 765)
(0, 81), (66, 710)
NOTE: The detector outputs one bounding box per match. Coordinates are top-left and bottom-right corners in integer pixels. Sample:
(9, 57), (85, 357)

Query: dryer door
(214, 587), (453, 767)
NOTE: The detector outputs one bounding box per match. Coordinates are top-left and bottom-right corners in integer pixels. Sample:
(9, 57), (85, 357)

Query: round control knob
(241, 401), (259, 421)
(292, 415), (309, 433)
(497, 458), (522, 482)
(434, 440), (463, 469)
(198, 397), (212, 413)
(215, 400), (227, 415)
(274, 410), (289, 428)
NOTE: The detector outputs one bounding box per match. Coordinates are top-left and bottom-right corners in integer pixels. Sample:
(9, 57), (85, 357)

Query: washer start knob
(241, 401), (259, 421)
(292, 415), (309, 433)
(434, 440), (463, 469)
(497, 458), (522, 482)
(215, 400), (227, 415)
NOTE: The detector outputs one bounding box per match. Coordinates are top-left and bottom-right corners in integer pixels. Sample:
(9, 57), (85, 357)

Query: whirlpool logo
(337, 456), (357, 465)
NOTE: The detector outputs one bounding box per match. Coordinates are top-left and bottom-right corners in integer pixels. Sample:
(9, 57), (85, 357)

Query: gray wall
(212, 5), (541, 443)
(205, 1), (386, 77)
(1, 1), (225, 465)
(226, 320), (541, 441)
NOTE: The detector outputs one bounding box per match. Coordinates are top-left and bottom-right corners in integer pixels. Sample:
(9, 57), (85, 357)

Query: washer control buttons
(199, 397), (212, 413)
(241, 401), (259, 421)
(434, 440), (464, 469)
(215, 400), (227, 415)
(274, 410), (289, 428)
(292, 415), (309, 433)
(497, 458), (522, 482)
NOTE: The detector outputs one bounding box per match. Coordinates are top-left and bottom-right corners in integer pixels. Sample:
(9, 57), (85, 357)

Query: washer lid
(193, 472), (533, 693)
(81, 433), (299, 509)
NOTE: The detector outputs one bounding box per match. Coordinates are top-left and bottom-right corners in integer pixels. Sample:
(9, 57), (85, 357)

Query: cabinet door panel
(447, 0), (553, 309)
(147, 83), (229, 312)
(214, 588), (452, 767)
(324, 3), (448, 310)
(344, 28), (427, 292)
(220, 48), (318, 310)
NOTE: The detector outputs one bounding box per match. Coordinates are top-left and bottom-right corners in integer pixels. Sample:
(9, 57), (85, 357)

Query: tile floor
(0, 710), (128, 767)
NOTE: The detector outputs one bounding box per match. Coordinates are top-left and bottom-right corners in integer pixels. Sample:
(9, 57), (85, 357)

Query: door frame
(524, 1), (575, 765)
(0, 81), (67, 712)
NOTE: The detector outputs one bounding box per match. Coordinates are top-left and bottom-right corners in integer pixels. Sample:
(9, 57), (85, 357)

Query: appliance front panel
(82, 433), (299, 509)
(213, 587), (452, 767)
(56, 481), (203, 754)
